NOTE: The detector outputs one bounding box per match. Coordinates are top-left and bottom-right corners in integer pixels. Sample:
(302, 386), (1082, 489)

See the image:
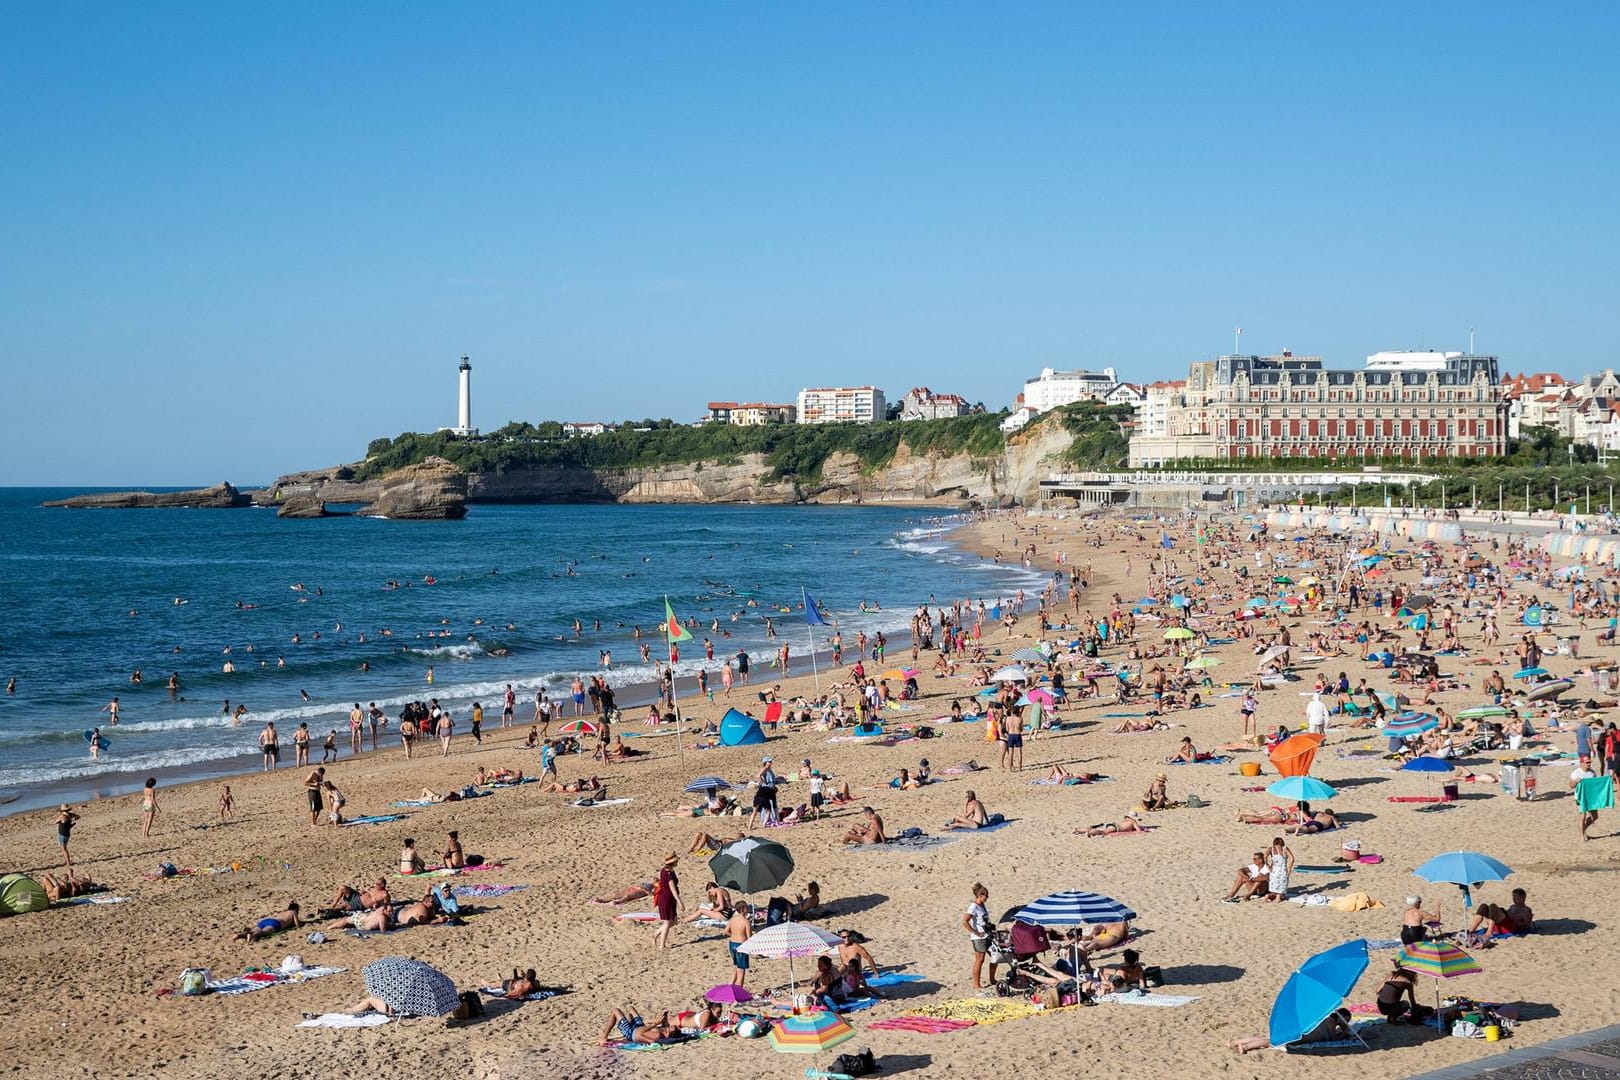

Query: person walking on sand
(652, 853), (681, 950)
(259, 721), (280, 771)
(436, 708), (454, 756)
(304, 766), (326, 828)
(140, 777), (159, 837)
(56, 804), (79, 872)
(964, 883), (996, 989)
(726, 900), (752, 985)
(470, 701), (483, 745)
(218, 784), (234, 821)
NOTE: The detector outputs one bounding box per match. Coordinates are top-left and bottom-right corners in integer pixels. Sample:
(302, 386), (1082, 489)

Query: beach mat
(912, 999), (1036, 1025)
(298, 1013), (391, 1028)
(451, 883), (528, 899)
(570, 798), (633, 808)
(54, 895), (129, 906)
(850, 835), (955, 853)
(867, 972), (924, 988)
(477, 986), (568, 1002)
(868, 1016), (976, 1033)
(1168, 756), (1231, 765)
(340, 815), (407, 826)
(207, 966), (345, 996)
(1097, 992), (1198, 1007)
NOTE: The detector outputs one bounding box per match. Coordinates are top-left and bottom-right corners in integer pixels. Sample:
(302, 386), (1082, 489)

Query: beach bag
(831, 1048), (877, 1077)
(179, 968), (210, 996)
(1143, 965), (1164, 988)
(1186, 794), (1207, 808)
(766, 897), (793, 926)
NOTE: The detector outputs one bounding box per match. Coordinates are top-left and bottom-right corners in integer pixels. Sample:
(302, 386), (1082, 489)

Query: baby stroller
(989, 919), (1051, 997)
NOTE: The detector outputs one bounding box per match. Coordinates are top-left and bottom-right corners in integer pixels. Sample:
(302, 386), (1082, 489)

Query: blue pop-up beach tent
(719, 708), (766, 747)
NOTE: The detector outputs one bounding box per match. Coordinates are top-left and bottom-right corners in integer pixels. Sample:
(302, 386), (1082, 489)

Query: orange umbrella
(1269, 732), (1326, 777)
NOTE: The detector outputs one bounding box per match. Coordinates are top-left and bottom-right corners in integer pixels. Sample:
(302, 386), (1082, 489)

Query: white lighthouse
(448, 355), (477, 436)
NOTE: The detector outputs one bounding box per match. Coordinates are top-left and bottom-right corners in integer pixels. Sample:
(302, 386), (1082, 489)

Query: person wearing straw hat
(651, 853), (681, 950)
(1142, 773), (1170, 811)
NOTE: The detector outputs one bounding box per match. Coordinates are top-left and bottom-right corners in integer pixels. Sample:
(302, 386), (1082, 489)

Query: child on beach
(218, 784), (234, 820)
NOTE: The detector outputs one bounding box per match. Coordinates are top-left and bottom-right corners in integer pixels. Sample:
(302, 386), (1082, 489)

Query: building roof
(707, 401), (740, 410)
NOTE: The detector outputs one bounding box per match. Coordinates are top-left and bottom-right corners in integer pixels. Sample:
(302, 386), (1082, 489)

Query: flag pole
(665, 595), (685, 769)
(803, 587), (821, 695)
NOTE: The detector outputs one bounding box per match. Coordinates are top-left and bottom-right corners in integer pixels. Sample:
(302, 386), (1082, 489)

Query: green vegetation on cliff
(357, 404), (1129, 484)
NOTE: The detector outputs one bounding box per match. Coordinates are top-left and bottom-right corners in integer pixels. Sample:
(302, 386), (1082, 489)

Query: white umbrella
(990, 666), (1030, 682)
(737, 922), (841, 997)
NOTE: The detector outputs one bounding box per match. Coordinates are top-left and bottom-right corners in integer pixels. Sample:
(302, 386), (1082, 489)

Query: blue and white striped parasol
(1012, 890), (1136, 925)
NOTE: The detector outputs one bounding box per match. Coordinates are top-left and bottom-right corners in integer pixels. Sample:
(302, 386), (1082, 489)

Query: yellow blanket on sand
(1327, 892), (1384, 912)
(913, 999), (1038, 1025)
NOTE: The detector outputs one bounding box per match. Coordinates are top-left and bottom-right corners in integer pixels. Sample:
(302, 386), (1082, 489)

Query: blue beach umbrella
(1512, 667), (1549, 680)
(1266, 776), (1338, 802)
(1172, 594), (1191, 608)
(1400, 757), (1453, 774)
(1011, 890), (1136, 926)
(1137, 597), (1159, 606)
(1414, 850), (1513, 910)
(685, 776), (733, 793)
(1245, 598), (1268, 609)
(1268, 939), (1370, 1048)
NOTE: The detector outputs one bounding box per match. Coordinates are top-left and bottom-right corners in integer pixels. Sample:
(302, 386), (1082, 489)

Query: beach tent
(718, 708), (766, 747)
(0, 874), (48, 916)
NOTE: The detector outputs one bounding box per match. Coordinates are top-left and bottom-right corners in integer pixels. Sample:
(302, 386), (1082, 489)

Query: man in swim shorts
(726, 901), (753, 985)
(1001, 709), (1025, 772)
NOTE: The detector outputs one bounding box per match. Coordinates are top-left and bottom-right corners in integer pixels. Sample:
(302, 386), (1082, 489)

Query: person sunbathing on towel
(542, 776), (606, 796)
(233, 900), (300, 941)
(1080, 919), (1131, 955)
(1076, 812), (1146, 836)
(682, 882), (734, 923)
(590, 882), (654, 905)
(1235, 806), (1297, 826)
(1228, 1007), (1353, 1053)
(1113, 718), (1167, 733)
(1289, 805), (1343, 834)
(40, 871), (101, 903)
(946, 790), (991, 830)
(1166, 736), (1199, 764)
(598, 1005), (677, 1045)
(688, 829), (746, 854)
(841, 806), (886, 845)
(419, 787), (463, 803)
(825, 779), (856, 804)
(331, 878), (391, 913)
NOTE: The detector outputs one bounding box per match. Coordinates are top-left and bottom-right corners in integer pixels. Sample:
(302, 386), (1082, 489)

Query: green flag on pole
(664, 598), (692, 643)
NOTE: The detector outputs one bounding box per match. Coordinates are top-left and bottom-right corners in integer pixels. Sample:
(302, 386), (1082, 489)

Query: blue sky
(3, 4), (1617, 484)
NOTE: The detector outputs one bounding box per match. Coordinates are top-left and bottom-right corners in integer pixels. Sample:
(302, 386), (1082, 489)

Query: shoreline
(3, 513), (1036, 820)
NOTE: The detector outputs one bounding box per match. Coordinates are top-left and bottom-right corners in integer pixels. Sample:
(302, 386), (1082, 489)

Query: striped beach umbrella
(684, 776), (732, 793)
(555, 718), (599, 736)
(737, 921), (841, 997)
(1010, 648), (1048, 664)
(767, 1009), (855, 1054)
(1398, 940), (1482, 979)
(1380, 711), (1438, 739)
(361, 957), (460, 1017)
(1011, 890), (1136, 926)
(1457, 704), (1509, 720)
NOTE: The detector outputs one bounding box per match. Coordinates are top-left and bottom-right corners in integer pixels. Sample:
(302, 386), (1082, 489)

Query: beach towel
(451, 883), (527, 899)
(340, 815), (407, 826)
(613, 912), (661, 923)
(868, 1016), (977, 1033)
(834, 996), (880, 1013)
(54, 895), (129, 906)
(1283, 1019), (1380, 1051)
(206, 966), (345, 995)
(570, 797), (633, 808)
(1326, 892), (1384, 912)
(1097, 992), (1198, 1007)
(1364, 939), (1404, 950)
(1168, 755), (1231, 765)
(1293, 866), (1344, 875)
(912, 999), (1035, 1025)
(1387, 796), (1447, 803)
(390, 800), (436, 808)
(866, 972), (924, 988)
(478, 986), (567, 1002)
(297, 1013), (391, 1028)
(1576, 774), (1615, 813)
(851, 834), (955, 852)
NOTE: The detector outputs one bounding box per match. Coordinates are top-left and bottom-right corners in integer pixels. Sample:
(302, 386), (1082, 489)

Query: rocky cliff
(259, 419), (1080, 509)
(360, 457), (469, 519)
(44, 483), (251, 509)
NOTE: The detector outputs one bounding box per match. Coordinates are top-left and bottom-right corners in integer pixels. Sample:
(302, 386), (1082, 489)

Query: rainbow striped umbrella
(767, 1009), (855, 1054)
(1398, 940), (1481, 979)
(554, 718), (599, 736)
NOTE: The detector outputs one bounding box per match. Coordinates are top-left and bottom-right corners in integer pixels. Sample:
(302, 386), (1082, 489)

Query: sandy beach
(3, 509), (1617, 1080)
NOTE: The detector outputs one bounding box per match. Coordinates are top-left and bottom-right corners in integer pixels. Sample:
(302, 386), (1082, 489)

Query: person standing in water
(101, 696), (120, 725)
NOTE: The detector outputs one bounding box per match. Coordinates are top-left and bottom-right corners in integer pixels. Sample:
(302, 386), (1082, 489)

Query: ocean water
(0, 491), (1044, 812)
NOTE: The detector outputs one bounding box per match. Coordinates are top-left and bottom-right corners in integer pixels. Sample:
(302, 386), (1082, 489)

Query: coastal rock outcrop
(275, 496), (330, 519)
(360, 457), (469, 520)
(43, 483), (250, 509)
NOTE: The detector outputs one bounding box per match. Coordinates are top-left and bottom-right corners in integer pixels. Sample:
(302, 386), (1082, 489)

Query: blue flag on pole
(1160, 531), (1174, 550)
(805, 592), (830, 626)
